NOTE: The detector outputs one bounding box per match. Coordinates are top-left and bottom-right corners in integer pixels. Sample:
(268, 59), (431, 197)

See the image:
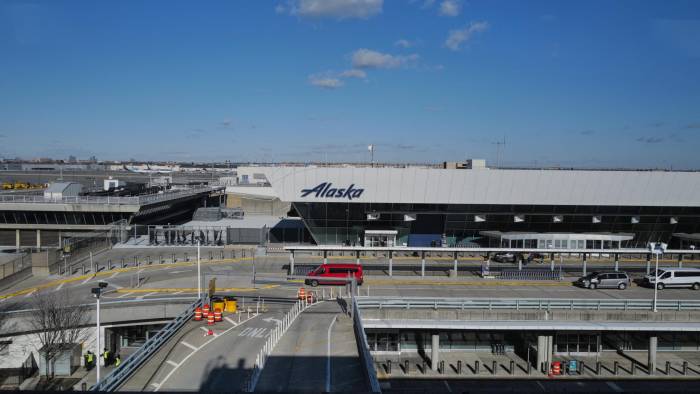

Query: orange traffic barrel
(306, 291), (314, 303)
(207, 313), (215, 326)
(214, 308), (222, 322)
(298, 287), (306, 300)
(551, 361), (561, 375)
(194, 307), (202, 321)
(203, 304), (210, 318)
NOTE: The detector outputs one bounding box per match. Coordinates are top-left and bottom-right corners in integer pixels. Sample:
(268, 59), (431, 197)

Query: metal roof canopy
(362, 319), (700, 332)
(479, 231), (634, 242)
(284, 245), (700, 255)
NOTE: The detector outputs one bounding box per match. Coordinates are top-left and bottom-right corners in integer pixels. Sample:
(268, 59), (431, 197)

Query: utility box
(38, 344), (81, 377)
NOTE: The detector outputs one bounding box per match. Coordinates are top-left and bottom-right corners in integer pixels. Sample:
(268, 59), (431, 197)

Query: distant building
(43, 182), (83, 200)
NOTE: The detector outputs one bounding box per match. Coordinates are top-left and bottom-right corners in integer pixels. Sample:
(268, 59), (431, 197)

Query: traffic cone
(298, 287), (306, 300)
(203, 304), (210, 318)
(206, 328), (214, 336)
(214, 308), (222, 322)
(207, 313), (215, 326)
(194, 307), (202, 321)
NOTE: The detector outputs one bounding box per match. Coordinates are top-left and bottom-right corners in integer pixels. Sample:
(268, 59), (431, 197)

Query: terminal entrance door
(364, 230), (397, 247)
(555, 333), (600, 356)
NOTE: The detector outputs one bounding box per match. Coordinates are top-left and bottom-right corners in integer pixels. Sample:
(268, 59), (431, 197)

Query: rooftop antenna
(493, 137), (506, 168)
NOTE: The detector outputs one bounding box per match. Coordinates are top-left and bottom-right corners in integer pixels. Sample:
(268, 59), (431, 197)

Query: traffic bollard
(422, 360), (427, 374)
(148, 256), (152, 265)
(510, 360), (515, 375)
(387, 360), (392, 375)
(404, 359), (409, 374)
(160, 255), (164, 264)
(492, 360), (497, 375)
(614, 361), (619, 376)
(665, 361), (671, 375)
(596, 361), (601, 375)
(683, 361), (688, 375)
(172, 253), (175, 263)
(457, 360), (462, 374)
(631, 361), (636, 375)
(185, 252), (189, 262)
(475, 360), (480, 374)
(439, 361), (444, 374)
(527, 361), (532, 375)
(579, 361), (585, 375)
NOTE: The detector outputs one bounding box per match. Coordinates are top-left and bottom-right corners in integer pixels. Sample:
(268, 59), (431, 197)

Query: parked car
(305, 263), (363, 286)
(644, 268), (700, 290)
(577, 271), (631, 290)
(493, 252), (521, 263)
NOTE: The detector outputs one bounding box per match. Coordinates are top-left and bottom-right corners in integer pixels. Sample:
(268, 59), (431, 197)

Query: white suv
(645, 268), (700, 290)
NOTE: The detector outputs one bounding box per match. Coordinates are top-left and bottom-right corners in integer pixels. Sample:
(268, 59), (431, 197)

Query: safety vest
(87, 354), (93, 363)
(115, 357), (121, 367)
(103, 351), (109, 360)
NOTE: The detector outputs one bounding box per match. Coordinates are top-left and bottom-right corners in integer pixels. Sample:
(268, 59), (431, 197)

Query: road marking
(108, 282), (124, 289)
(55, 282), (65, 291)
(136, 291), (158, 300)
(150, 382), (161, 389)
(535, 381), (546, 392)
(81, 276), (93, 285)
(224, 317), (237, 326)
(238, 327), (268, 338)
(173, 291), (183, 295)
(166, 360), (179, 367)
(180, 341), (197, 351)
(24, 289), (36, 298)
(169, 270), (191, 274)
(606, 381), (623, 393)
(156, 314), (259, 391)
(326, 314), (338, 393)
(200, 326), (218, 336)
(116, 292), (133, 299)
(109, 272), (119, 279)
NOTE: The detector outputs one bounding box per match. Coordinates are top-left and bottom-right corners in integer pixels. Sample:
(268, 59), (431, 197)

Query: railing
(0, 253), (30, 281)
(352, 296), (382, 393)
(498, 270), (562, 281)
(91, 298), (203, 392)
(355, 297), (700, 312)
(0, 186), (218, 206)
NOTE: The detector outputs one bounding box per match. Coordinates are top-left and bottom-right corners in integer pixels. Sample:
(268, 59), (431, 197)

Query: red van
(305, 263), (363, 286)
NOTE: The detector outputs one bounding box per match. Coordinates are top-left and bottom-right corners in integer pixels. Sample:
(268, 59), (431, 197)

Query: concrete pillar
(323, 250), (328, 265)
(678, 254), (683, 268)
(646, 254), (651, 275)
(614, 253), (619, 272)
(649, 335), (657, 375)
(536, 335), (553, 373)
(582, 253), (587, 276)
(389, 251), (393, 277)
(431, 334), (440, 371)
(550, 253), (555, 272)
(421, 251), (426, 277)
(356, 250), (360, 265)
(15, 229), (20, 250)
(289, 251), (295, 275)
(36, 229), (41, 249)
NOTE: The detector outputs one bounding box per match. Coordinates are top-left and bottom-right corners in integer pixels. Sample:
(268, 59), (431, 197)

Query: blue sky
(1, 0), (699, 168)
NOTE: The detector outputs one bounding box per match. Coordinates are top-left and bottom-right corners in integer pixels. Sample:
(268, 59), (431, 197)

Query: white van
(645, 268), (700, 290)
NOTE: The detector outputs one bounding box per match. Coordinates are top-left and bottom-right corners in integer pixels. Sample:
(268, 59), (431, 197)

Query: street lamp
(195, 236), (202, 299)
(648, 242), (667, 312)
(91, 281), (108, 385)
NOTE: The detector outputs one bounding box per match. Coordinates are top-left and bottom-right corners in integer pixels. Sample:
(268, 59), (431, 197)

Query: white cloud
(282, 0), (383, 20)
(309, 74), (344, 89)
(444, 21), (489, 51)
(394, 39), (415, 48)
(339, 69), (367, 79)
(351, 48), (418, 69)
(438, 0), (461, 17)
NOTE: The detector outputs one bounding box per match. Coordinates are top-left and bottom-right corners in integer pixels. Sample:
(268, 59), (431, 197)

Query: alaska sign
(300, 182), (364, 200)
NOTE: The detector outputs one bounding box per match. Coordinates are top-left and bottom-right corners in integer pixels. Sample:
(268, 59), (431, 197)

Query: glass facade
(294, 202), (700, 247)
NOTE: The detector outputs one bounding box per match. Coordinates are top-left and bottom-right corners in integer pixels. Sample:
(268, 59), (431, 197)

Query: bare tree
(27, 290), (90, 379)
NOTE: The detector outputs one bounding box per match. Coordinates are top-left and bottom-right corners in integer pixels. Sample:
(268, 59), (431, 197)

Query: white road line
(117, 292), (133, 299)
(173, 291), (183, 295)
(24, 289), (36, 298)
(150, 382), (161, 389)
(156, 314), (259, 392)
(224, 317), (237, 326)
(326, 314), (338, 393)
(108, 282), (124, 289)
(535, 381), (546, 392)
(55, 282), (65, 291)
(200, 326), (219, 336)
(606, 381), (623, 393)
(136, 292), (158, 300)
(166, 360), (179, 367)
(81, 276), (93, 285)
(443, 380), (452, 393)
(109, 272), (119, 279)
(180, 341), (197, 351)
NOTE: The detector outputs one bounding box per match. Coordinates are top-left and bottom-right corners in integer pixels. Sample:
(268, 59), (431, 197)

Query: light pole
(196, 237), (201, 299)
(649, 242), (667, 312)
(91, 281), (108, 386)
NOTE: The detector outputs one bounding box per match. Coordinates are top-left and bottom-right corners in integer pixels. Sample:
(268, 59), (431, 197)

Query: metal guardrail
(498, 270), (562, 281)
(0, 186), (217, 206)
(91, 297), (203, 392)
(352, 296), (382, 393)
(355, 297), (700, 312)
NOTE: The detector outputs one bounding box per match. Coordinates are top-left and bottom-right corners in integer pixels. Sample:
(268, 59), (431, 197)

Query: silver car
(579, 272), (631, 290)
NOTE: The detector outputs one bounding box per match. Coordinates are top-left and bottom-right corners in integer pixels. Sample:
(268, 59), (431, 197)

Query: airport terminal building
(252, 165), (700, 249)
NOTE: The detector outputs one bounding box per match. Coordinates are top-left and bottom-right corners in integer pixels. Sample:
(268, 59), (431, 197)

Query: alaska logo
(300, 182), (364, 200)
